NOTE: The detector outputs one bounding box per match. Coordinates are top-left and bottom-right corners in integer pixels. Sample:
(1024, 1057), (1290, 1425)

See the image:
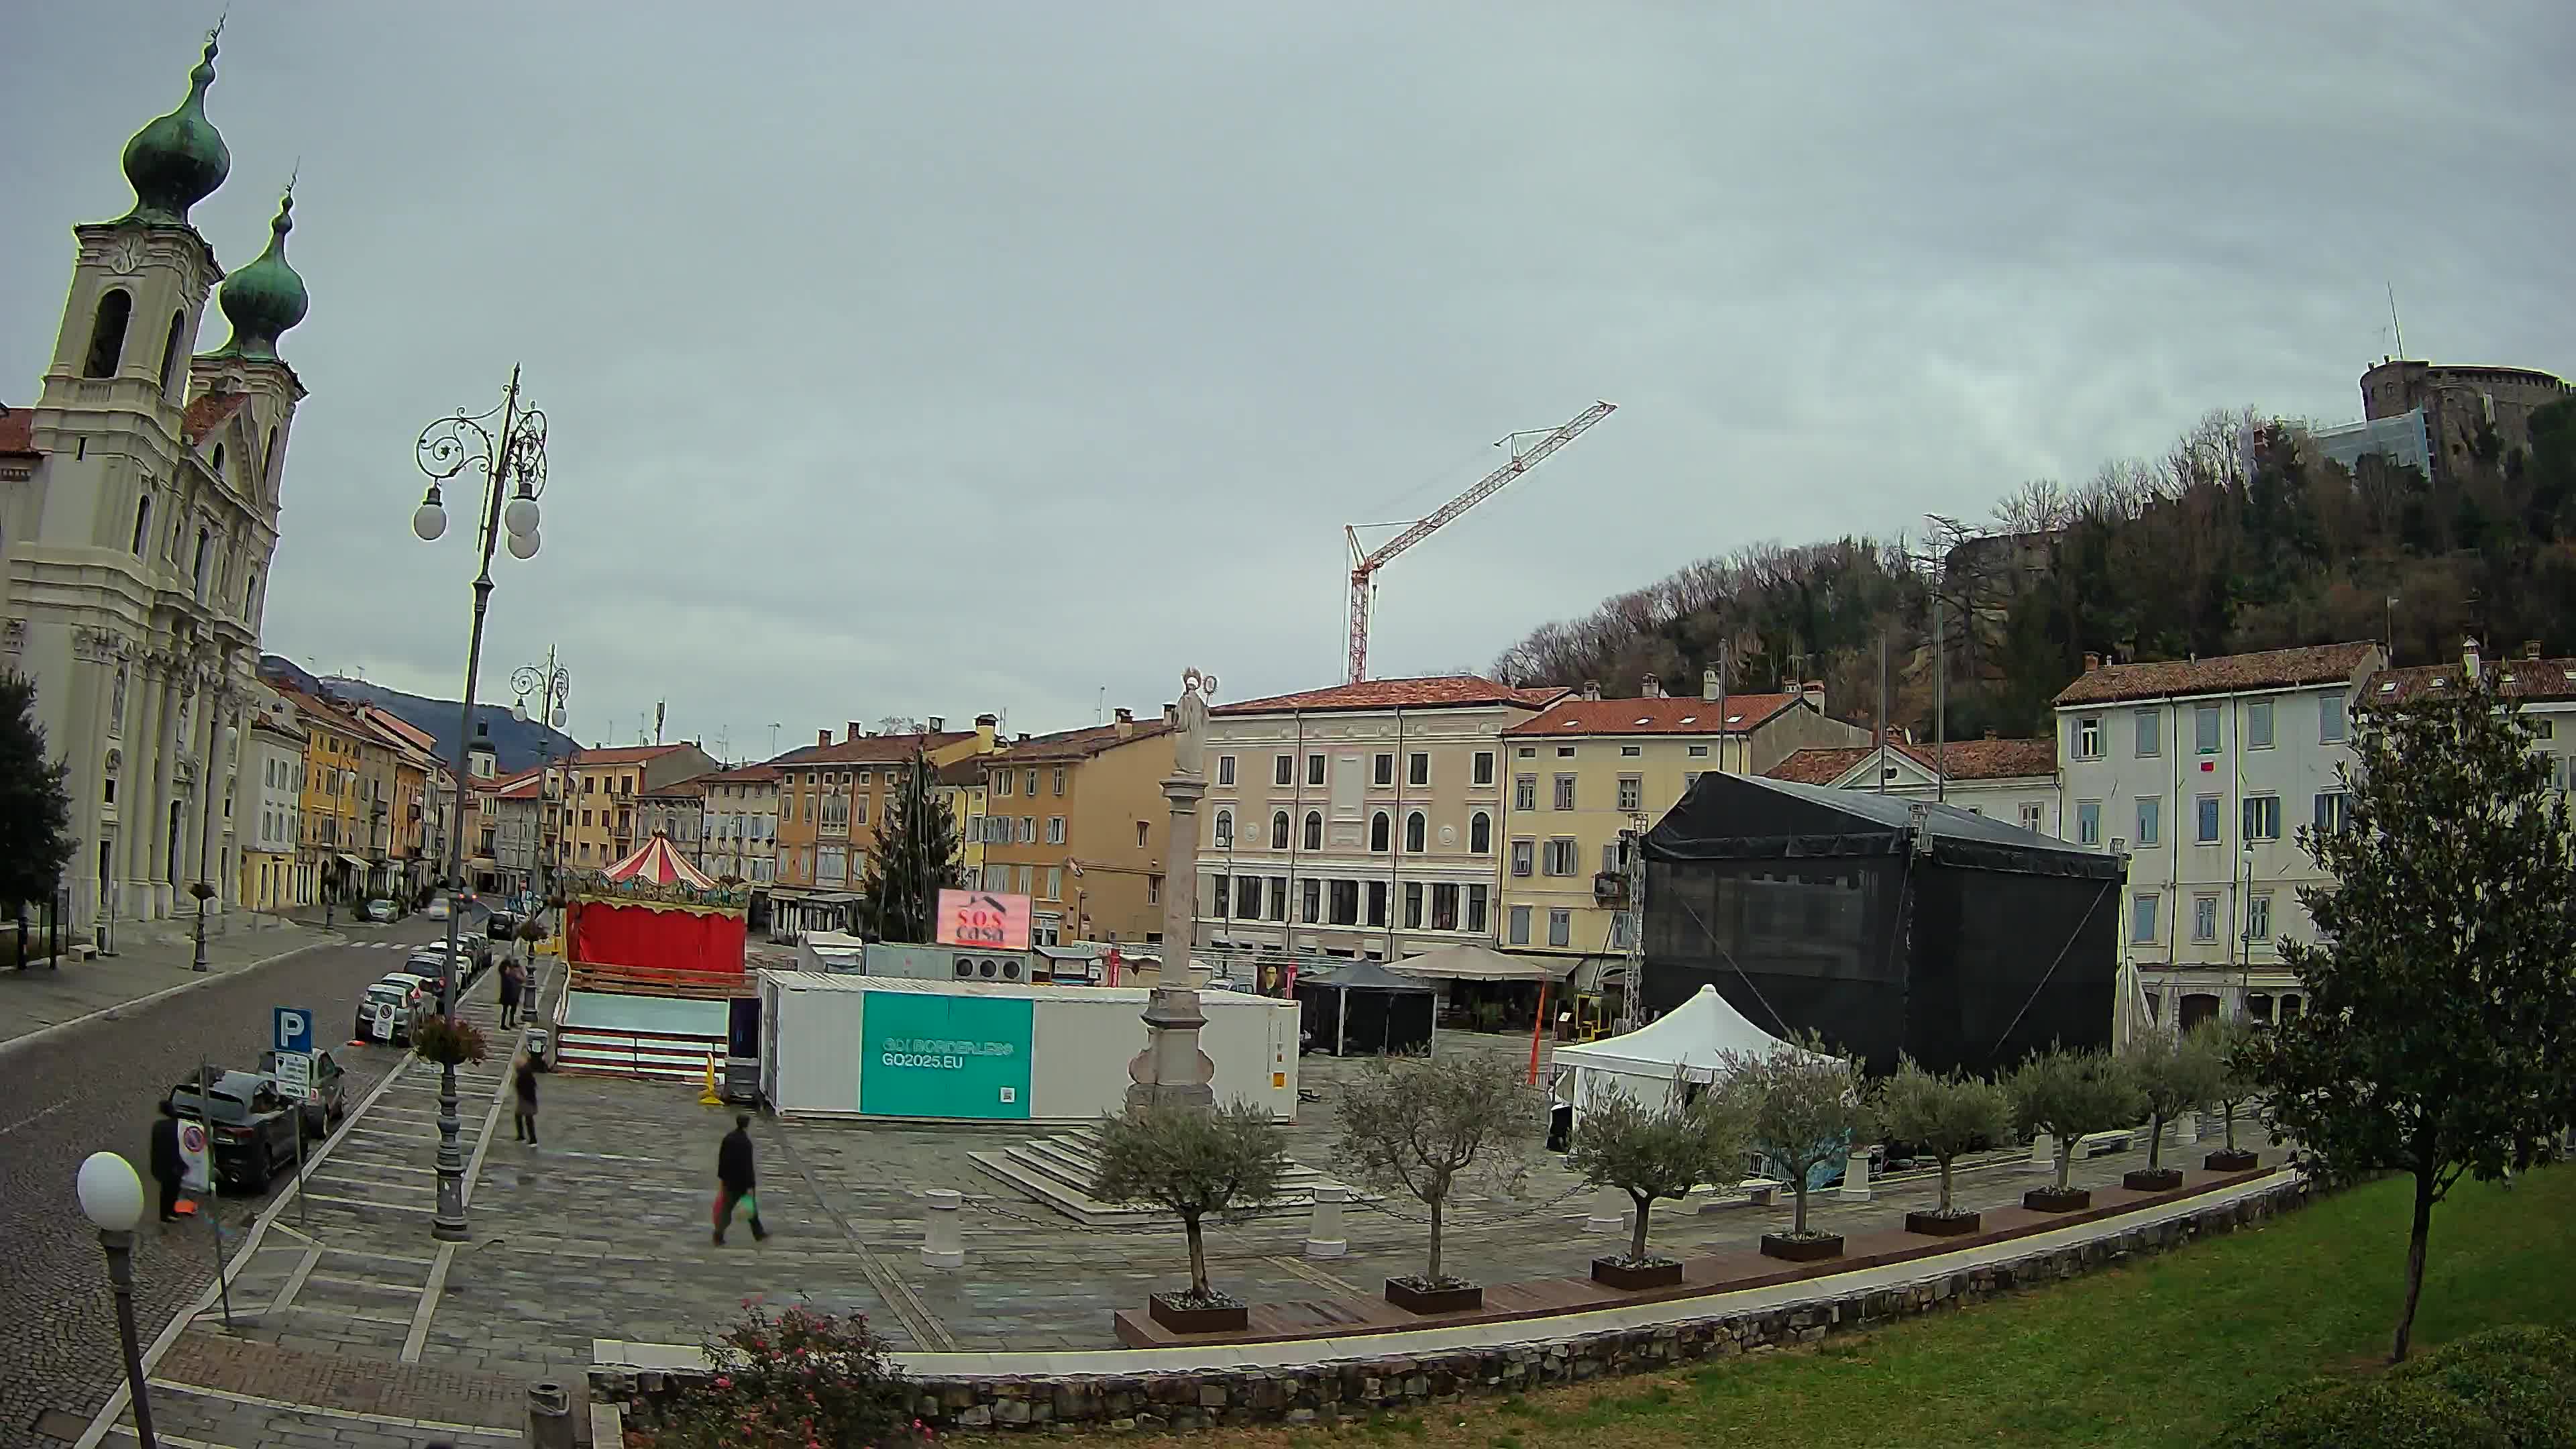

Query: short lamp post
(411, 366), (549, 1242)
(188, 880), (215, 973)
(76, 1152), (158, 1449)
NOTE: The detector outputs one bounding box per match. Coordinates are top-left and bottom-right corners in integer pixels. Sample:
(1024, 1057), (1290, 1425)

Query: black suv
(164, 1071), (303, 1190)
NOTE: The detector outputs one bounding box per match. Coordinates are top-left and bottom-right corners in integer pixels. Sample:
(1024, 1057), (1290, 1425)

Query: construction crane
(1344, 400), (1616, 684)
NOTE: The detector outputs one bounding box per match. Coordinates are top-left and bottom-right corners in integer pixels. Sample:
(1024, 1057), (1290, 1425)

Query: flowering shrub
(409, 1016), (488, 1067)
(653, 1301), (920, 1448)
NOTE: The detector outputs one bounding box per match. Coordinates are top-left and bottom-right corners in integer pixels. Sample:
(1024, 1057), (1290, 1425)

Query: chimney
(1801, 680), (1826, 709)
(1701, 667), (1720, 702)
(2083, 651), (2102, 672)
(816, 729), (830, 748)
(1641, 672), (1663, 698)
(848, 720), (865, 742)
(1582, 680), (1602, 702)
(2525, 641), (2542, 661)
(2463, 637), (2481, 682)
(1016, 733), (1031, 745)
(975, 712), (998, 750)
(928, 715), (945, 733)
(1114, 707), (1135, 738)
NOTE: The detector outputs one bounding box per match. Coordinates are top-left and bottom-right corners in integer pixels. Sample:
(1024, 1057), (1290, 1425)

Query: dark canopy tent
(1640, 772), (2124, 1077)
(1294, 959), (1437, 1057)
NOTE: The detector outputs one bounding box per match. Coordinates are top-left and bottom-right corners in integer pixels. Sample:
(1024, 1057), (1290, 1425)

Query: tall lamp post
(411, 366), (549, 1242)
(513, 653), (570, 909)
(76, 1152), (158, 1448)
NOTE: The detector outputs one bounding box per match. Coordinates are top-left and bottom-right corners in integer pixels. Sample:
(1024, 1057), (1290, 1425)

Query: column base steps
(969, 1127), (1371, 1227)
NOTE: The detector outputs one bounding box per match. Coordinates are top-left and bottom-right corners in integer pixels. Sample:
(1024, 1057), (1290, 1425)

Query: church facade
(0, 30), (313, 928)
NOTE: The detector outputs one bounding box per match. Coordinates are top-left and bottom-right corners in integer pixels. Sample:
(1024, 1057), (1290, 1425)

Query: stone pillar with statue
(1126, 667), (1220, 1115)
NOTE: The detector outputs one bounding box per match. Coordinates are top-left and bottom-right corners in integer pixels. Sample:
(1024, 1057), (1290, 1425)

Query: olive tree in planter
(2198, 1018), (2263, 1171)
(1878, 1058), (2011, 1236)
(1719, 1034), (1874, 1263)
(2121, 1026), (2224, 1191)
(1564, 1083), (1750, 1289)
(1333, 1051), (1535, 1314)
(2007, 1046), (2143, 1212)
(1091, 1102), (1289, 1334)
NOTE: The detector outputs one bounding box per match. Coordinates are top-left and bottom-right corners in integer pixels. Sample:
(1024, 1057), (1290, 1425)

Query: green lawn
(1137, 1165), (2576, 1449)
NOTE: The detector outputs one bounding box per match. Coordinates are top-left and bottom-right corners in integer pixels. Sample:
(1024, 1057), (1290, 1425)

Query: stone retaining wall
(596, 1177), (2308, 1436)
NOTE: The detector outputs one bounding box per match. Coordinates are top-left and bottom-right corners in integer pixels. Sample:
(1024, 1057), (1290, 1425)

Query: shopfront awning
(1389, 943), (1577, 983)
(337, 853), (369, 871)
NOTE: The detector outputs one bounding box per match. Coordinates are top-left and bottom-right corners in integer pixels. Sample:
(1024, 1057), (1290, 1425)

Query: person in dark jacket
(149, 1101), (185, 1223)
(512, 1053), (539, 1144)
(714, 1112), (766, 1244)
(498, 959), (524, 1030)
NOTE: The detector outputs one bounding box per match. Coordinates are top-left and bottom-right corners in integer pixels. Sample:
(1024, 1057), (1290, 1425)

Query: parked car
(163, 1071), (303, 1190)
(256, 1047), (349, 1134)
(356, 977), (428, 1044)
(486, 909), (523, 942)
(362, 898), (398, 923)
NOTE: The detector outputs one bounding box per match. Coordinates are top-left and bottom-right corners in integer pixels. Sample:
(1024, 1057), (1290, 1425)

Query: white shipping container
(757, 971), (1299, 1122)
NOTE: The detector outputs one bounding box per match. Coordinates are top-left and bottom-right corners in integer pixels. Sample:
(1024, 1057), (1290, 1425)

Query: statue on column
(1171, 667), (1216, 778)
(1126, 666), (1221, 1115)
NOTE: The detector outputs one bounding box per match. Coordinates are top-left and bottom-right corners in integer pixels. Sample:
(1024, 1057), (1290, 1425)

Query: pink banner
(937, 890), (1031, 951)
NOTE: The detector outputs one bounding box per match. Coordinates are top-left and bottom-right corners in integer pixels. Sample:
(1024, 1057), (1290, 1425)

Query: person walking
(149, 1100), (185, 1224)
(502, 957), (529, 1029)
(512, 1051), (539, 1145)
(714, 1112), (766, 1244)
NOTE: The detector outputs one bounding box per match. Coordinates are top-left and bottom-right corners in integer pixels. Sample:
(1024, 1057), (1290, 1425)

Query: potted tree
(1720, 1034), (1875, 1263)
(1879, 1057), (2012, 1236)
(2008, 1046), (2143, 1212)
(1566, 1083), (1750, 1289)
(2198, 1018), (2264, 1172)
(1091, 1102), (1289, 1334)
(1333, 1051), (1534, 1313)
(2122, 1027), (2223, 1191)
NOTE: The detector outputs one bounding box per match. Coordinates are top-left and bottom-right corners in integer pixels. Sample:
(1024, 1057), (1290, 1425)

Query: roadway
(0, 912), (489, 1442)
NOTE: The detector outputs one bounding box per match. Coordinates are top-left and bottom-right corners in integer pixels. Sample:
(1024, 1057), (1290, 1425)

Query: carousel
(549, 831), (760, 1087)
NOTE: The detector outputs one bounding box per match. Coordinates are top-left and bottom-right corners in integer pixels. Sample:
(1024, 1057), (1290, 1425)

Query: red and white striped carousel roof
(600, 831), (716, 888)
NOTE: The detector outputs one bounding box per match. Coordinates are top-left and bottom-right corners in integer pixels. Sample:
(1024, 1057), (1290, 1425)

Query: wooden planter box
(1146, 1292), (1248, 1335)
(1760, 1232), (1844, 1263)
(1591, 1256), (1685, 1290)
(2123, 1167), (2185, 1193)
(1905, 1209), (1982, 1237)
(1384, 1278), (1483, 1315)
(2024, 1186), (2092, 1213)
(2204, 1148), (2260, 1172)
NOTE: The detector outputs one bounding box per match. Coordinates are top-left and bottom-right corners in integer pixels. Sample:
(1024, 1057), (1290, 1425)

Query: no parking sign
(178, 1118), (211, 1193)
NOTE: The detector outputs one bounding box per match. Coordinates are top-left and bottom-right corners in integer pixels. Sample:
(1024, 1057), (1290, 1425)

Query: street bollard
(2175, 1110), (2199, 1148)
(920, 1189), (965, 1270)
(1838, 1148), (1872, 1201)
(1303, 1185), (1348, 1259)
(2028, 1132), (2056, 1171)
(1585, 1185), (1627, 1236)
(525, 1380), (574, 1449)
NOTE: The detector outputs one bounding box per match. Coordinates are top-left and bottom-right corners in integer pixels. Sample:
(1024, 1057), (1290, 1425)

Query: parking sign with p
(273, 1006), (312, 1055)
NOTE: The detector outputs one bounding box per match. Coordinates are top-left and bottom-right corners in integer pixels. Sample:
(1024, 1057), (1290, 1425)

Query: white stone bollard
(2175, 1110), (2199, 1147)
(2028, 1132), (2056, 1171)
(920, 1188), (965, 1269)
(1837, 1148), (1872, 1201)
(1586, 1185), (1628, 1236)
(1303, 1185), (1349, 1258)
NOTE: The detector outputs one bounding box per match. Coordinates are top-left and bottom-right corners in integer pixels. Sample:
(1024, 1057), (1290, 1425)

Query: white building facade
(700, 764), (780, 884)
(2053, 642), (2384, 1033)
(239, 686), (305, 912)
(1192, 677), (1563, 965)
(0, 34), (311, 928)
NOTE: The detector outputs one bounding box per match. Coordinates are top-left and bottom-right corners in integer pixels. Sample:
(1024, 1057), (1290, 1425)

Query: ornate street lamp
(411, 367), (548, 1242)
(77, 1152), (158, 1448)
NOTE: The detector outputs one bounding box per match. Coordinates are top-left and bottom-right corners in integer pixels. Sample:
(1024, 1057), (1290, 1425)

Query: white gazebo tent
(1551, 984), (1832, 1116)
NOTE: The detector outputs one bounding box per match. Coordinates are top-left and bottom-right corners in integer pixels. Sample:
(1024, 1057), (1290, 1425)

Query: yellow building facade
(973, 712), (1175, 947)
(281, 689), (372, 902)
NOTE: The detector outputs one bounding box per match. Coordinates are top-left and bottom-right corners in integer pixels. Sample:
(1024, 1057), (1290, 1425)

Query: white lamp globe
(506, 528), (540, 561)
(513, 700), (529, 724)
(550, 707), (568, 729)
(76, 1151), (145, 1232)
(503, 494), (540, 538)
(412, 500), (448, 542)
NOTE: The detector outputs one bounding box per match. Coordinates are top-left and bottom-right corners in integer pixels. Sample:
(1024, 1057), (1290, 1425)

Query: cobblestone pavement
(0, 914), (497, 1445)
(115, 1010), (2274, 1429)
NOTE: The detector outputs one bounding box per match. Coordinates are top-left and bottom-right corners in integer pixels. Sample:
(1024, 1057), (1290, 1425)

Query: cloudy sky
(7, 3), (2570, 758)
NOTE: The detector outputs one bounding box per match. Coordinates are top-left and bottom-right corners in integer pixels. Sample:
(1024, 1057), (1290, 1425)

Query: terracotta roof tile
(181, 391), (250, 446)
(0, 406), (36, 458)
(763, 731), (975, 769)
(989, 720), (1173, 763)
(2051, 643), (2381, 707)
(1764, 746), (1876, 785)
(696, 763), (781, 784)
(935, 758), (987, 786)
(2369, 656), (2576, 706)
(1766, 736), (2058, 786)
(572, 743), (691, 766)
(1503, 694), (1803, 737)
(1214, 676), (1566, 716)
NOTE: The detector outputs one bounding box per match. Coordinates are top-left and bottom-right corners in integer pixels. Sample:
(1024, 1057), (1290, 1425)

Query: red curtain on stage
(570, 902), (746, 976)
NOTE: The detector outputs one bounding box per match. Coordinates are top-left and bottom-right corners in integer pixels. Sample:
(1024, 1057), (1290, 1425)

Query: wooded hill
(1491, 396), (2576, 742)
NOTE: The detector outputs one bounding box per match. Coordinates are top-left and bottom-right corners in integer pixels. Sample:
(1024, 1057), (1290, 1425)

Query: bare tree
(1718, 1034), (1874, 1238)
(1091, 1103), (1289, 1305)
(1565, 1084), (1751, 1265)
(1332, 1053), (1536, 1287)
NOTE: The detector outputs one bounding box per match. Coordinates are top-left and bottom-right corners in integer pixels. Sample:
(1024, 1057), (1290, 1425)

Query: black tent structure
(1640, 772), (2125, 1077)
(1294, 959), (1438, 1057)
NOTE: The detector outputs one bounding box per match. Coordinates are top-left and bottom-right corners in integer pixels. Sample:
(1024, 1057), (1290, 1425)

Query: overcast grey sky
(7, 3), (2571, 757)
